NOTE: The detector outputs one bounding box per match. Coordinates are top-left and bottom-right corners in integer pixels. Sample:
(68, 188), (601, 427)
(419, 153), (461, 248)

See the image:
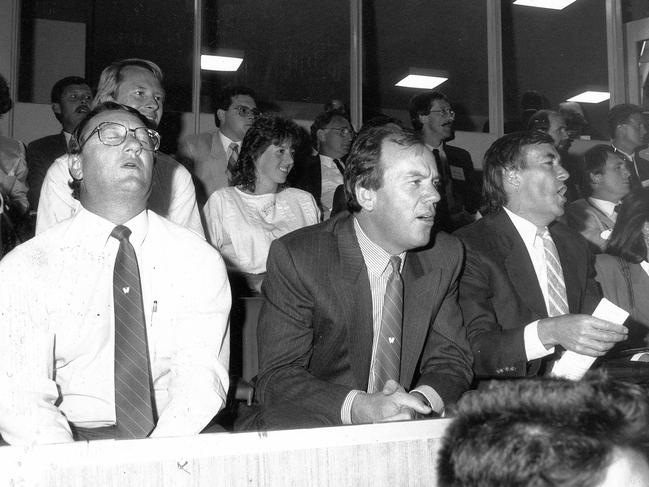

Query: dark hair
(408, 91), (449, 131)
(214, 86), (256, 127)
(527, 109), (561, 132)
(606, 188), (649, 264)
(0, 73), (13, 116)
(438, 374), (649, 487)
(310, 109), (350, 148)
(231, 114), (300, 193)
(608, 103), (644, 139)
(51, 76), (90, 104)
(521, 90), (547, 111)
(344, 124), (422, 213)
(580, 144), (622, 197)
(482, 131), (555, 213)
(69, 101), (154, 199)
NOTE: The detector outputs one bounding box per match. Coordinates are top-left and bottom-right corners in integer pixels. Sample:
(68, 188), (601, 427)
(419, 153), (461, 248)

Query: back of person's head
(310, 109), (350, 148)
(521, 90), (547, 111)
(0, 72), (13, 116)
(94, 59), (163, 106)
(213, 85), (256, 127)
(408, 91), (448, 131)
(482, 130), (555, 213)
(343, 124), (421, 213)
(606, 188), (649, 264)
(608, 103), (644, 140)
(580, 144), (620, 196)
(527, 109), (558, 132)
(231, 114), (300, 192)
(438, 374), (649, 487)
(51, 76), (89, 104)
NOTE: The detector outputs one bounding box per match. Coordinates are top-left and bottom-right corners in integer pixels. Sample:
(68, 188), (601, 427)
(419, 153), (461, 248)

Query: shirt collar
(588, 197), (618, 218)
(76, 206), (149, 248)
(612, 144), (634, 161)
(353, 216), (406, 275)
(503, 206), (545, 248)
(319, 153), (338, 168)
(219, 130), (238, 153)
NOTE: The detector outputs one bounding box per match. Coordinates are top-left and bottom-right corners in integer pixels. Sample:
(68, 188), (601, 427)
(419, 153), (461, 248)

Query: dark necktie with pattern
(227, 143), (239, 184)
(333, 158), (345, 176)
(111, 225), (156, 439)
(371, 256), (403, 392)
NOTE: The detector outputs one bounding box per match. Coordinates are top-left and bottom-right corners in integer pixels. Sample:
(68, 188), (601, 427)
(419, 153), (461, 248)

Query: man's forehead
(549, 114), (566, 128)
(230, 94), (255, 107)
(119, 66), (163, 90)
(430, 98), (450, 109)
(326, 115), (350, 129)
(522, 142), (558, 160)
(84, 110), (144, 131)
(63, 84), (91, 95)
(380, 140), (433, 171)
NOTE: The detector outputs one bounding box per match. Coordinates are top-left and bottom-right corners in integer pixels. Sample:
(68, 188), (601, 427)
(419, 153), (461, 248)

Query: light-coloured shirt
(35, 152), (204, 236)
(0, 208), (230, 445)
(203, 186), (320, 276)
(218, 131), (240, 160)
(319, 154), (344, 218)
(340, 218), (444, 424)
(0, 135), (29, 213)
(588, 197), (618, 222)
(503, 207), (557, 361)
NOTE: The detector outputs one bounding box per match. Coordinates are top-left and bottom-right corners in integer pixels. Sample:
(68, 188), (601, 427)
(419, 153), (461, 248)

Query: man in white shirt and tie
(608, 103), (649, 188)
(455, 131), (627, 383)
(0, 102), (230, 445)
(177, 85), (258, 207)
(563, 144), (632, 253)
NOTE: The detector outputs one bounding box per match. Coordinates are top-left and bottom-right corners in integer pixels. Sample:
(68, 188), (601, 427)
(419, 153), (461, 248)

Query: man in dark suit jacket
(408, 91), (482, 232)
(26, 76), (92, 210)
(455, 131), (627, 382)
(608, 103), (649, 189)
(253, 124), (473, 430)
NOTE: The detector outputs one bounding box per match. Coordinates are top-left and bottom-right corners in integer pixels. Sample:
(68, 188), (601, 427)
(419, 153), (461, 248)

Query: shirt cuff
(410, 385), (445, 416)
(525, 320), (555, 361)
(341, 389), (364, 425)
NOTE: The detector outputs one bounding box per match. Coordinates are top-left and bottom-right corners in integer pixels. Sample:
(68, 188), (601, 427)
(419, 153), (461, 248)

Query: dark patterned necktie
(227, 143), (239, 184)
(372, 256), (403, 392)
(333, 158), (345, 176)
(111, 225), (155, 439)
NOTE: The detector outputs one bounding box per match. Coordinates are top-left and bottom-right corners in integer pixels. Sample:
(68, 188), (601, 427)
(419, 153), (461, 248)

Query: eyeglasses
(232, 105), (261, 118)
(428, 108), (455, 118)
(79, 122), (161, 151)
(324, 127), (354, 137)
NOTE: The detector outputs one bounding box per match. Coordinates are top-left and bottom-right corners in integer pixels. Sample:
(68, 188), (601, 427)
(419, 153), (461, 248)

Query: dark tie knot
(230, 143), (239, 155)
(111, 225), (132, 242)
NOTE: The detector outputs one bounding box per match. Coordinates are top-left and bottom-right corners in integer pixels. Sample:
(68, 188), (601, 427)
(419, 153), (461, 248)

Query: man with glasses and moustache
(36, 59), (203, 236)
(289, 109), (354, 219)
(0, 103), (230, 445)
(177, 86), (258, 207)
(409, 91), (481, 231)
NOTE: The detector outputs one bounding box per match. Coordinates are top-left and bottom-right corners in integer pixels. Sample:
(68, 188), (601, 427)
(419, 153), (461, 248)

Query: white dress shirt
(203, 186), (320, 275)
(218, 131), (239, 160)
(588, 197), (618, 222)
(503, 208), (557, 361)
(35, 152), (204, 236)
(0, 208), (230, 445)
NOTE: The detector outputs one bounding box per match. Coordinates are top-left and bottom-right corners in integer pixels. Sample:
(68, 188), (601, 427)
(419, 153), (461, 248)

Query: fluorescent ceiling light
(395, 70), (448, 90)
(201, 54), (243, 72)
(566, 91), (610, 103)
(513, 0), (577, 10)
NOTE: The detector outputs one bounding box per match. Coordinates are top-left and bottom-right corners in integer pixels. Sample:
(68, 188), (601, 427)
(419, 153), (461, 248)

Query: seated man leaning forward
(252, 124), (473, 430)
(455, 131), (627, 382)
(0, 102), (230, 445)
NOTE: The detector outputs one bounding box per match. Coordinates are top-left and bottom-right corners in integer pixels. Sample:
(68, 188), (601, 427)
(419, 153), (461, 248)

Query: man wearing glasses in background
(177, 86), (258, 208)
(409, 91), (482, 232)
(0, 103), (231, 445)
(289, 109), (354, 219)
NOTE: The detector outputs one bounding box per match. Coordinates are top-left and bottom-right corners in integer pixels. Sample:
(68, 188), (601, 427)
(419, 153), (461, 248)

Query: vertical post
(350, 0), (363, 129)
(606, 0), (625, 105)
(486, 0), (504, 138)
(192, 0), (203, 134)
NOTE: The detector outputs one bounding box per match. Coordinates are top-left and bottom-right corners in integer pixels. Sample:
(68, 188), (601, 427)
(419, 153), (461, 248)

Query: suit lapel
(333, 216), (374, 389)
(496, 212), (548, 319)
(401, 252), (438, 385)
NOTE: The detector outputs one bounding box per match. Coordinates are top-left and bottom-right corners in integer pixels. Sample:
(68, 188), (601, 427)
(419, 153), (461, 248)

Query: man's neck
(590, 191), (621, 205)
(421, 129), (444, 149)
(219, 125), (241, 142)
(612, 139), (637, 156)
(318, 148), (342, 160)
(81, 195), (147, 225)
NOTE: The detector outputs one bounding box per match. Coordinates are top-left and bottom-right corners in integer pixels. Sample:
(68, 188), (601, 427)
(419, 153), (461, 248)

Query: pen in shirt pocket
(150, 300), (158, 327)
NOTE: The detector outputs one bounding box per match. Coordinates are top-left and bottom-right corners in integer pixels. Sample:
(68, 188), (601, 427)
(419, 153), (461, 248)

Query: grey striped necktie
(227, 142), (239, 183)
(111, 225), (156, 439)
(372, 256), (403, 392)
(538, 229), (569, 317)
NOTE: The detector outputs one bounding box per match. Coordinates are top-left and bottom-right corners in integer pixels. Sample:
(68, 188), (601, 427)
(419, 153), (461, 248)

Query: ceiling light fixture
(566, 91), (610, 104)
(513, 0), (577, 10)
(395, 69), (448, 90)
(201, 50), (244, 72)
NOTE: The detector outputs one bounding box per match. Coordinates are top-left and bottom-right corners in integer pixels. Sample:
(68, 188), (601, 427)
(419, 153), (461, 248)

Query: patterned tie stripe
(111, 225), (155, 439)
(372, 256), (403, 392)
(540, 230), (569, 317)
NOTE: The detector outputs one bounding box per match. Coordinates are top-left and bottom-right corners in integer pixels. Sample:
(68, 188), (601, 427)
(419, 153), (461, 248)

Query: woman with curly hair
(204, 114), (319, 293)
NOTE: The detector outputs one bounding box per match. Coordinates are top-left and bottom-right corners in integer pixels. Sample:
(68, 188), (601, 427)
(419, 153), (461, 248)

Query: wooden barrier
(1, 418), (451, 486)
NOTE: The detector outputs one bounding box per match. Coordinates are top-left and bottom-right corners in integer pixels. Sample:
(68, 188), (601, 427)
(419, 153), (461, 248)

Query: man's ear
(69, 153), (83, 181)
(216, 108), (226, 126)
(316, 128), (327, 146)
(589, 172), (602, 186)
(52, 103), (62, 116)
(355, 184), (376, 211)
(504, 169), (519, 188)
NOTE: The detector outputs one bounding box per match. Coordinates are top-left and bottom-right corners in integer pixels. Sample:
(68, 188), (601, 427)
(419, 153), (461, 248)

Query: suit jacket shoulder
(563, 199), (613, 253)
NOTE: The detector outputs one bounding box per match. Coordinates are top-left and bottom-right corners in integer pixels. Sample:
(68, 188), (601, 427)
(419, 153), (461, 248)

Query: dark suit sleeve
(416, 237), (473, 404)
(255, 238), (352, 426)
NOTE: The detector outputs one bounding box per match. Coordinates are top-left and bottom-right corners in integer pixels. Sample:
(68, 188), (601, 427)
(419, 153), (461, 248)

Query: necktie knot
(229, 142), (239, 157)
(111, 225), (132, 242)
(389, 255), (402, 275)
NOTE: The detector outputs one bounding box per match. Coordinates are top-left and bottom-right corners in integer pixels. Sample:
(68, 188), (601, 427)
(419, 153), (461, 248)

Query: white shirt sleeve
(524, 320), (555, 360)
(35, 155), (80, 235)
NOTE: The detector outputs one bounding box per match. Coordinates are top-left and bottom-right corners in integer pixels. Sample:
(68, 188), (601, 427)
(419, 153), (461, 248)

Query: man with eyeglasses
(0, 102), (231, 445)
(409, 91), (481, 232)
(177, 85), (258, 207)
(36, 59), (203, 237)
(289, 109), (354, 219)
(608, 103), (649, 188)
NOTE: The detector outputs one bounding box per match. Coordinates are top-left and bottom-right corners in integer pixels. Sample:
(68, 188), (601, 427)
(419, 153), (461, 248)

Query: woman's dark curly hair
(0, 73), (13, 116)
(231, 114), (301, 193)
